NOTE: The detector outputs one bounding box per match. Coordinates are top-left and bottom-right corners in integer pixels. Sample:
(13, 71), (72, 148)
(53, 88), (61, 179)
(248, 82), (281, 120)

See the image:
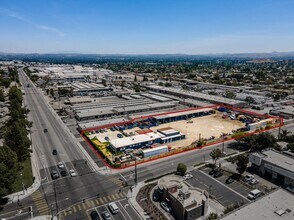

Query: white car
(183, 173), (193, 180)
(57, 162), (64, 169)
(249, 178), (259, 185)
(69, 169), (77, 177)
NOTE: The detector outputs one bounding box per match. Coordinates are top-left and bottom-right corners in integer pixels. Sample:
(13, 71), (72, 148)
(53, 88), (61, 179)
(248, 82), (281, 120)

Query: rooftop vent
(275, 209), (286, 216)
(285, 161), (293, 165)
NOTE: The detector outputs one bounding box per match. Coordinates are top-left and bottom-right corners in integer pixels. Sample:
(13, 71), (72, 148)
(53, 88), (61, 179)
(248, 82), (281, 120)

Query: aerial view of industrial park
(0, 1), (294, 220)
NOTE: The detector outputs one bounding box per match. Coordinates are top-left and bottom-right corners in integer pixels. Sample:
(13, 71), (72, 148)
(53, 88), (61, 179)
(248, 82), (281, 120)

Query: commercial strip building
(221, 189), (294, 220)
(75, 101), (178, 121)
(249, 149), (294, 187)
(157, 175), (209, 220)
(70, 82), (113, 96)
(145, 85), (247, 108)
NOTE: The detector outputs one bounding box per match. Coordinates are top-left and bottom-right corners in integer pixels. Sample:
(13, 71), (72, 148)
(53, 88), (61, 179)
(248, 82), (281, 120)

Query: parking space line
(199, 170), (250, 201)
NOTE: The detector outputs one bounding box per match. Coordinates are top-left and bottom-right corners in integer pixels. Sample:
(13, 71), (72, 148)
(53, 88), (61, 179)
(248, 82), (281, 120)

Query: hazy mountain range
(1, 51), (294, 63)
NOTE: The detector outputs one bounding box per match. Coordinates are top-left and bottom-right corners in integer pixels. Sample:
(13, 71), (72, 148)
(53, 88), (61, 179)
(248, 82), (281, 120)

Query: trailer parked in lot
(142, 145), (169, 158)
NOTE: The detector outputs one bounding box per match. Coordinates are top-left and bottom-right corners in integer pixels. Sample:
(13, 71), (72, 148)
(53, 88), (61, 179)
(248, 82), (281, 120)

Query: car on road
(57, 162), (64, 169)
(213, 170), (223, 178)
(51, 170), (59, 180)
(43, 128), (48, 133)
(52, 149), (57, 155)
(101, 211), (112, 220)
(160, 201), (171, 212)
(183, 173), (193, 180)
(69, 169), (77, 177)
(60, 169), (68, 177)
(90, 210), (101, 220)
(249, 178), (259, 185)
(225, 177), (235, 184)
(90, 210), (100, 220)
(108, 202), (119, 214)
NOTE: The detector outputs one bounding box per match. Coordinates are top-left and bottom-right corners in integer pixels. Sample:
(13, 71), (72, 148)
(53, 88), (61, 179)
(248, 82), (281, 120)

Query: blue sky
(1, 0), (294, 54)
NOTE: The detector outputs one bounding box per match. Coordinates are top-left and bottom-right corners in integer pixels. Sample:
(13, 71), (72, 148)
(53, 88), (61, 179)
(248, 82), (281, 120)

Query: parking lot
(187, 169), (249, 207)
(201, 167), (253, 197)
(88, 199), (141, 220)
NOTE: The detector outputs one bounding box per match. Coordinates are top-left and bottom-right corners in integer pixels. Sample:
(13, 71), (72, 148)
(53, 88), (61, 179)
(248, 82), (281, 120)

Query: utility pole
(134, 157), (138, 186)
(222, 133), (225, 156)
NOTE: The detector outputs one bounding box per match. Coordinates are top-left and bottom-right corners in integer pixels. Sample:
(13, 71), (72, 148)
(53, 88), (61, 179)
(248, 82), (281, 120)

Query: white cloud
(0, 8), (65, 37)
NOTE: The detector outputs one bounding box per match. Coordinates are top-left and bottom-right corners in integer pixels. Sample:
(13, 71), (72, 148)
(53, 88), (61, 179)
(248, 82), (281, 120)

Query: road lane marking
(94, 199), (100, 205)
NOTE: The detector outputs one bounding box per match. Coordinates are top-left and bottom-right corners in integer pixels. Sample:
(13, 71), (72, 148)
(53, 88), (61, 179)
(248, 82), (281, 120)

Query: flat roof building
(145, 85), (247, 108)
(158, 175), (209, 220)
(249, 149), (294, 187)
(221, 189), (294, 220)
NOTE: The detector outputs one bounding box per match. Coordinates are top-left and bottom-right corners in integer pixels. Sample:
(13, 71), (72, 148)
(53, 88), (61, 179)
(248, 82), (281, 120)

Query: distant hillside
(0, 51), (294, 63)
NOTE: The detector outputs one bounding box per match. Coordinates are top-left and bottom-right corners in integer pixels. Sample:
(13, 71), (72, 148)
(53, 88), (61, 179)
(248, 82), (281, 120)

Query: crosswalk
(59, 191), (127, 219)
(32, 190), (50, 215)
(108, 175), (126, 187)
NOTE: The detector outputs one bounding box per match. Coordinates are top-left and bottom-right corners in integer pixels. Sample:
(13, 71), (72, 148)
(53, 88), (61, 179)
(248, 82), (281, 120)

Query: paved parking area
(90, 199), (142, 220)
(187, 169), (249, 207)
(201, 167), (252, 197)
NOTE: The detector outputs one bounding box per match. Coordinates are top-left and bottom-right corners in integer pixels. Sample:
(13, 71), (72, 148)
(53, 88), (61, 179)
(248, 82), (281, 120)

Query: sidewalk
(127, 182), (149, 220)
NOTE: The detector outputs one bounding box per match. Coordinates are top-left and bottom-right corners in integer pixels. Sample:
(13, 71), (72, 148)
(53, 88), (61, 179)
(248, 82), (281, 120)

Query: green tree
(210, 148), (222, 165)
(134, 75), (137, 82)
(4, 121), (32, 162)
(177, 163), (187, 176)
(236, 154), (249, 175)
(0, 146), (18, 197)
(0, 88), (4, 101)
(287, 143), (294, 152)
(143, 75), (148, 81)
(206, 212), (218, 220)
(279, 129), (291, 141)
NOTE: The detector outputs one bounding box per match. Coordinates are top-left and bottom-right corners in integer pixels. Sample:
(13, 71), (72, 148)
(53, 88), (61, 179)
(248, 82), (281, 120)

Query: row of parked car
(90, 202), (119, 220)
